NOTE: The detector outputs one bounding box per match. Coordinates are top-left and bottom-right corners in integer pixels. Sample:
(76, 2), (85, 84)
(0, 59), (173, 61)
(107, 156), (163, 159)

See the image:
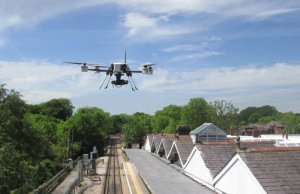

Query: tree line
(122, 99), (300, 147)
(0, 85), (113, 193)
(1, 84), (299, 193)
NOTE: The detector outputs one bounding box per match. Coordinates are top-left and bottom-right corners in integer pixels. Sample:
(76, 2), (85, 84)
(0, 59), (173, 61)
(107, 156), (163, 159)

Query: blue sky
(0, 0), (300, 114)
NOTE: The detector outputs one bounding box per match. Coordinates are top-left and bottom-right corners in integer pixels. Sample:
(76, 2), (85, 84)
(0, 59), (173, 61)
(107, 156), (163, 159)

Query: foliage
(1, 83), (300, 193)
(279, 112), (300, 134)
(111, 114), (130, 134)
(151, 105), (182, 134)
(210, 100), (239, 133)
(181, 98), (214, 130)
(27, 98), (73, 121)
(61, 107), (112, 157)
(239, 105), (278, 123)
(123, 112), (152, 147)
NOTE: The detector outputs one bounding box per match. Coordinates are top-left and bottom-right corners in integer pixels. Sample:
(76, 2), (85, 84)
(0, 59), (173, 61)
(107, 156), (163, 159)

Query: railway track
(103, 139), (123, 194)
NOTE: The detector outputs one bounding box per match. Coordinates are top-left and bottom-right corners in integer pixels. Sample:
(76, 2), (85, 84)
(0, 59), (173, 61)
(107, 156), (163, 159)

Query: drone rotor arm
(128, 70), (142, 73)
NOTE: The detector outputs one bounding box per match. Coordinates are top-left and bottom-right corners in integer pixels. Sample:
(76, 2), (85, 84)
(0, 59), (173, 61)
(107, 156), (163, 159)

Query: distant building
(268, 121), (285, 134)
(240, 121), (285, 137)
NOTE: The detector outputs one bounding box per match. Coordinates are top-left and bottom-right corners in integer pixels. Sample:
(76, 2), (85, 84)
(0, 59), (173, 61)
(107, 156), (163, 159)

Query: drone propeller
(140, 63), (156, 67)
(64, 62), (107, 67)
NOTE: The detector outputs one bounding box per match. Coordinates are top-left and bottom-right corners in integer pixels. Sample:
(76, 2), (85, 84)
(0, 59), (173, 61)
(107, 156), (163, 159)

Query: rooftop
(174, 140), (194, 165)
(161, 138), (174, 156)
(190, 123), (226, 137)
(239, 149), (300, 194)
(195, 141), (276, 177)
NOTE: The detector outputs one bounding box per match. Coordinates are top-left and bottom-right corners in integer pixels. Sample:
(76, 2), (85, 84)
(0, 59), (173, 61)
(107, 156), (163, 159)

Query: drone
(65, 51), (154, 91)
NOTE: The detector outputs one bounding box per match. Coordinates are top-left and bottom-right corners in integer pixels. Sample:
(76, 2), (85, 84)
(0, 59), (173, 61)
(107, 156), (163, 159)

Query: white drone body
(66, 51), (155, 91)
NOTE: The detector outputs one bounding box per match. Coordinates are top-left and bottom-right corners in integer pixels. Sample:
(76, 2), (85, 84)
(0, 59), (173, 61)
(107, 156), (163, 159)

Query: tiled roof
(239, 150), (300, 194)
(161, 138), (174, 156)
(177, 135), (192, 141)
(147, 134), (154, 147)
(174, 140), (194, 165)
(153, 135), (163, 151)
(196, 142), (276, 178)
(196, 144), (236, 177)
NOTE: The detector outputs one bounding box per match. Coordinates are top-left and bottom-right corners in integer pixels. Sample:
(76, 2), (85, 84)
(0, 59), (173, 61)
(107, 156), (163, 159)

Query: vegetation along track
(103, 138), (123, 194)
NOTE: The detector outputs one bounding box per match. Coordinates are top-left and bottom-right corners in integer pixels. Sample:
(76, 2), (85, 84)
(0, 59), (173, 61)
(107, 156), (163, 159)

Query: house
(183, 141), (275, 190)
(240, 124), (273, 137)
(145, 133), (178, 153)
(213, 147), (300, 194)
(152, 135), (163, 153)
(190, 123), (227, 144)
(268, 121), (285, 134)
(157, 138), (174, 158)
(184, 143), (236, 189)
(240, 121), (285, 137)
(168, 139), (194, 167)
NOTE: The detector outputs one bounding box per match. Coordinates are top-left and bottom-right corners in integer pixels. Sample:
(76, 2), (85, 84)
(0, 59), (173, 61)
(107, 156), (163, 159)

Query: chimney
(286, 132), (288, 139)
(191, 134), (196, 145)
(236, 135), (241, 150)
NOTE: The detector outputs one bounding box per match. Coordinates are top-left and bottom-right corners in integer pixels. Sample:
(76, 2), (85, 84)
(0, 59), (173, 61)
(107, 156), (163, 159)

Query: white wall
(144, 136), (151, 152)
(184, 148), (213, 188)
(214, 156), (266, 194)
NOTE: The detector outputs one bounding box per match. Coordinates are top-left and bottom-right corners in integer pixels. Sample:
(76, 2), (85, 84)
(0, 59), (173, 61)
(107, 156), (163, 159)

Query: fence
(32, 158), (81, 194)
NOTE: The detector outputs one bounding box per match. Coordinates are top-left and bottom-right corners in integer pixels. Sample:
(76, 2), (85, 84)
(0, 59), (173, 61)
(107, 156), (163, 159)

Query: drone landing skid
(99, 76), (138, 91)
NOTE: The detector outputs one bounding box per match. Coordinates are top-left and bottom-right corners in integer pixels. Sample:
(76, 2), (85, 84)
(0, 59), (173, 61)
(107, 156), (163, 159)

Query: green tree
(0, 87), (48, 193)
(239, 105), (278, 123)
(151, 113), (169, 133)
(181, 98), (213, 130)
(111, 114), (130, 134)
(61, 107), (112, 157)
(239, 107), (257, 123)
(210, 100), (239, 133)
(25, 113), (60, 143)
(280, 112), (300, 134)
(30, 98), (74, 121)
(151, 105), (183, 133)
(123, 112), (152, 147)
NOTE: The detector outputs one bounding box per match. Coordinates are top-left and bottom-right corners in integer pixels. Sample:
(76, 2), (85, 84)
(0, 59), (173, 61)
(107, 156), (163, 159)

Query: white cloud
(118, 1), (300, 39)
(0, 60), (101, 103)
(137, 63), (300, 112)
(172, 51), (223, 61)
(1, 61), (300, 113)
(123, 12), (196, 40)
(139, 63), (300, 93)
(163, 37), (223, 60)
(0, 1), (298, 44)
(0, 0), (113, 33)
(124, 13), (158, 36)
(163, 44), (199, 52)
(117, 0), (299, 19)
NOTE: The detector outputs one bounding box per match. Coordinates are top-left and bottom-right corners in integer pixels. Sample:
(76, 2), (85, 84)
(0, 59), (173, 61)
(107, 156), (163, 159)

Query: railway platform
(125, 149), (215, 194)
